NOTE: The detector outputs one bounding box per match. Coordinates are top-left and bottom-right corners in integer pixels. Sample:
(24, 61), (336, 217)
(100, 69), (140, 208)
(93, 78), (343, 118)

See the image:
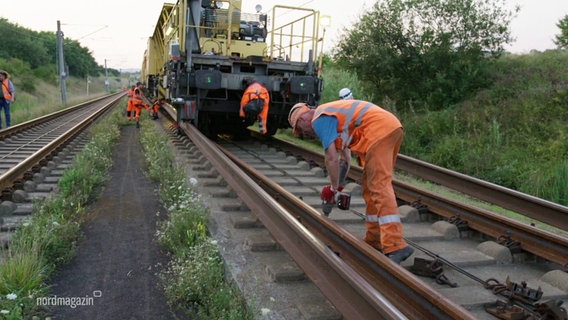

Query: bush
(396, 50), (568, 205)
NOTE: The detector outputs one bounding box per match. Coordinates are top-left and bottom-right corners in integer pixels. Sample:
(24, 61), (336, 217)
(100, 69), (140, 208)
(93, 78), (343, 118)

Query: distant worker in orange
(0, 70), (15, 129)
(240, 79), (270, 134)
(131, 82), (150, 123)
(151, 98), (167, 120)
(288, 100), (414, 264)
(126, 85), (136, 119)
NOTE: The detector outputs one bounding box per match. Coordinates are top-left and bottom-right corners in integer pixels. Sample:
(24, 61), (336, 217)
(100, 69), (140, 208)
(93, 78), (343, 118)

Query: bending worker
(131, 82), (150, 122)
(240, 79), (269, 134)
(288, 100), (414, 264)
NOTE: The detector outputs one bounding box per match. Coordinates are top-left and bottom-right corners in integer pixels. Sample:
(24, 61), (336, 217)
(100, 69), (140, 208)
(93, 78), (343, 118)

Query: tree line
(333, 0), (568, 112)
(0, 18), (119, 80)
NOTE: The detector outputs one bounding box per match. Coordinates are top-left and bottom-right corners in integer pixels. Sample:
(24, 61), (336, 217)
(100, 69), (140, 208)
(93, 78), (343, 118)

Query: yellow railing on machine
(268, 6), (321, 63)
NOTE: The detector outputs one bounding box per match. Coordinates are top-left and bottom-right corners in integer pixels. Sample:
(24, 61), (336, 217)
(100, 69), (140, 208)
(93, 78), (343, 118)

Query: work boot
(386, 246), (414, 264)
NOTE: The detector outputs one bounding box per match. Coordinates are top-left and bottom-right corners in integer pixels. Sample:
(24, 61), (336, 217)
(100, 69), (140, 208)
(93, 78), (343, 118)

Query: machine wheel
(232, 123), (251, 140)
(265, 116), (279, 136)
(266, 123), (278, 136)
(196, 110), (218, 139)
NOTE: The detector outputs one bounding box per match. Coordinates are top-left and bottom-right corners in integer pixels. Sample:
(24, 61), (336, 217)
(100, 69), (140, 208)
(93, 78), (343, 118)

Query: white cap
(339, 88), (353, 100)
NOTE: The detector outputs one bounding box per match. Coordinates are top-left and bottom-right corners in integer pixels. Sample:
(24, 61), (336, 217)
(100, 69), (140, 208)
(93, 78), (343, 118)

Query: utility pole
(104, 59), (110, 92)
(56, 20), (67, 105)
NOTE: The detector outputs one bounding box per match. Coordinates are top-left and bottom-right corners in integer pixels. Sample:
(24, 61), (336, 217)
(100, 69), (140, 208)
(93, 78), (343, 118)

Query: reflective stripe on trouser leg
(258, 103), (269, 134)
(258, 116), (266, 134)
(362, 168), (382, 251)
(363, 127), (406, 254)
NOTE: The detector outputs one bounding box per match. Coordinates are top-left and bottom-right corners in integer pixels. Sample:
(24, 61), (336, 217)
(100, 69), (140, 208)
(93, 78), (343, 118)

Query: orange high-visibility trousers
(132, 104), (147, 120)
(362, 127), (407, 254)
(127, 99), (135, 119)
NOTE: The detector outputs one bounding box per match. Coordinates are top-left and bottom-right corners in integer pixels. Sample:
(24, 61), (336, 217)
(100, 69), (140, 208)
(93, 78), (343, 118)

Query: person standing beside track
(0, 70), (16, 129)
(126, 85), (136, 120)
(240, 79), (270, 134)
(288, 100), (414, 264)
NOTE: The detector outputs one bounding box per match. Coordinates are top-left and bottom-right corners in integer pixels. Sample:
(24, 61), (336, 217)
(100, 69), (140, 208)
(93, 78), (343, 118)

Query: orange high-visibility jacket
(312, 100), (402, 160)
(132, 88), (146, 108)
(126, 87), (136, 111)
(1, 79), (14, 102)
(240, 82), (270, 134)
(152, 101), (161, 113)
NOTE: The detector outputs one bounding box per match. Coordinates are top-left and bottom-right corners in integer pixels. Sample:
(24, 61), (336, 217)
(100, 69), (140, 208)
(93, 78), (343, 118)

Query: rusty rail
(265, 137), (568, 232)
(167, 111), (478, 319)
(396, 154), (568, 232)
(268, 138), (568, 267)
(179, 121), (409, 319)
(0, 94), (124, 191)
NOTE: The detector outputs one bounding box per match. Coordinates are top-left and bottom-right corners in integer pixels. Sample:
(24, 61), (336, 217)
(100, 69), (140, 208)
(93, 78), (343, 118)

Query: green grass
(393, 50), (568, 206)
(139, 119), (253, 319)
(278, 126), (568, 238)
(0, 109), (121, 319)
(0, 249), (47, 319)
(10, 77), (111, 126)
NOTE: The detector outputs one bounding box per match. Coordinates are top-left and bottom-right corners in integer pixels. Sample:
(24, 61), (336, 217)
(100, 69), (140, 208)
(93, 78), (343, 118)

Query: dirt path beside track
(46, 125), (181, 319)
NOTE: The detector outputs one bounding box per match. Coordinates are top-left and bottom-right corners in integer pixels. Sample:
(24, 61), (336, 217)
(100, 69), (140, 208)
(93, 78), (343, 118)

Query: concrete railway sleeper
(155, 107), (567, 319)
(1, 98), (567, 319)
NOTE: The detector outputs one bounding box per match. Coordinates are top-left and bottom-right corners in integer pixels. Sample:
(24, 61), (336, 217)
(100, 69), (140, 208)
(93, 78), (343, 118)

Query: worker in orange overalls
(126, 85), (136, 119)
(131, 82), (150, 123)
(151, 98), (167, 120)
(288, 100), (414, 264)
(240, 79), (270, 134)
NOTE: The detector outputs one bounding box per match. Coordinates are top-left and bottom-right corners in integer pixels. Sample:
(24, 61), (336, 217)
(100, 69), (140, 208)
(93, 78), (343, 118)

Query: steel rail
(219, 143), (477, 320)
(166, 116), (476, 318)
(179, 121), (409, 319)
(164, 108), (562, 318)
(393, 181), (568, 267)
(0, 94), (123, 191)
(395, 155), (568, 231)
(0, 93), (123, 140)
(160, 106), (483, 318)
(264, 136), (568, 232)
(268, 137), (568, 267)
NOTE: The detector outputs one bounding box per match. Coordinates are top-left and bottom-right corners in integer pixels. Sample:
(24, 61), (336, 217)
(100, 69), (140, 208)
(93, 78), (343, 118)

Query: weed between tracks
(139, 119), (253, 319)
(0, 109), (121, 319)
(0, 109), (253, 319)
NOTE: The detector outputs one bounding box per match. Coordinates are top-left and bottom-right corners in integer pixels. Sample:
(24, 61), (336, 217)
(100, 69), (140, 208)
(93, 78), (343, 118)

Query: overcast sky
(3, 0), (567, 70)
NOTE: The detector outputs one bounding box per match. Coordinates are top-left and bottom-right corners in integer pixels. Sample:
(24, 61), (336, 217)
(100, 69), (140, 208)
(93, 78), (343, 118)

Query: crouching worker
(288, 100), (414, 264)
(240, 79), (269, 134)
(151, 98), (167, 120)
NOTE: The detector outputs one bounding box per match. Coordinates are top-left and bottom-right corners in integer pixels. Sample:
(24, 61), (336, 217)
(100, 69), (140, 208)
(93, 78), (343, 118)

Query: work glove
(320, 185), (344, 204)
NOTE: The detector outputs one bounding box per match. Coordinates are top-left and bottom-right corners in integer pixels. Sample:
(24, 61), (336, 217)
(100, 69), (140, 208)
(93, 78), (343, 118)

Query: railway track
(0, 94), (123, 246)
(158, 104), (568, 320)
(1, 99), (566, 319)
